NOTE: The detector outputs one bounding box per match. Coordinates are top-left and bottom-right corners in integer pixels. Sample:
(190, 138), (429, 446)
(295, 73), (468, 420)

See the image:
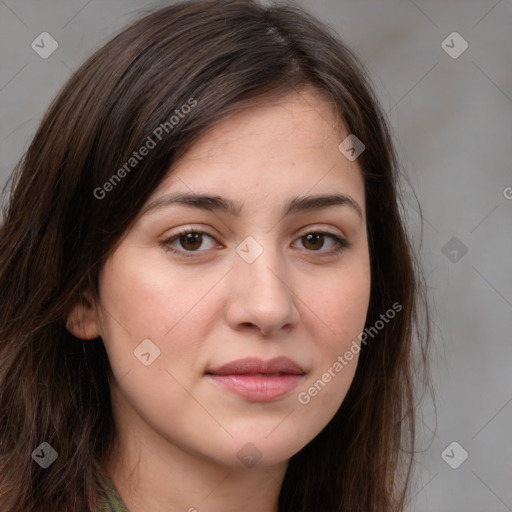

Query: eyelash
(160, 228), (350, 259)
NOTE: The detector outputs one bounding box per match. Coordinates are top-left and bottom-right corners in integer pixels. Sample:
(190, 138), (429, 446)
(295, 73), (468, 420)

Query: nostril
(238, 323), (269, 337)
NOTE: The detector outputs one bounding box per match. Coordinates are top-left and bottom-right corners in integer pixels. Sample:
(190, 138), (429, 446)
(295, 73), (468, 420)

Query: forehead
(149, 89), (365, 212)
(182, 89), (343, 159)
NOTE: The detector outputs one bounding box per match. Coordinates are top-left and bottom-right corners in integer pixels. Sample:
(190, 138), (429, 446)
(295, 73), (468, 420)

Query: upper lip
(206, 356), (305, 375)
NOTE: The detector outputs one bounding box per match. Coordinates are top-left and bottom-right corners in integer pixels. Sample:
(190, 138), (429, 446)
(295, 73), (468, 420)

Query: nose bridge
(228, 233), (297, 333)
(236, 233), (288, 297)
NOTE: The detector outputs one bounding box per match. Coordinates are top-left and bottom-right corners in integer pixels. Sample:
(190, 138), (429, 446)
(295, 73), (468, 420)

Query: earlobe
(65, 291), (101, 340)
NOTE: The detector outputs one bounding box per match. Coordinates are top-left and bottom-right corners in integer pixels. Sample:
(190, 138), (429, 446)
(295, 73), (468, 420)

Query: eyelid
(296, 224), (346, 239)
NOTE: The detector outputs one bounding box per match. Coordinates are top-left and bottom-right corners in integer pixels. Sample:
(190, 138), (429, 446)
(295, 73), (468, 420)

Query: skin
(66, 88), (371, 512)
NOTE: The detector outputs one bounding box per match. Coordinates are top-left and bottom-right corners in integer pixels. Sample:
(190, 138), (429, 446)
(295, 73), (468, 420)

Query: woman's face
(86, 89), (370, 468)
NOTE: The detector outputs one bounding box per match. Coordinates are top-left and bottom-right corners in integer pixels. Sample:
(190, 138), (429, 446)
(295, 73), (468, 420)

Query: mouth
(205, 357), (306, 401)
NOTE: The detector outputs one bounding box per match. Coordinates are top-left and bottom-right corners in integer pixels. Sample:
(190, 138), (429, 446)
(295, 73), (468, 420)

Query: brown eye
(178, 232), (203, 251)
(302, 233), (325, 251)
(294, 231), (349, 255)
(161, 230), (219, 258)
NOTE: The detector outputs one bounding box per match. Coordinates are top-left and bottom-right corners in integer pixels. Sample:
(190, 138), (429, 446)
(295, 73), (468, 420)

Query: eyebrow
(140, 192), (363, 219)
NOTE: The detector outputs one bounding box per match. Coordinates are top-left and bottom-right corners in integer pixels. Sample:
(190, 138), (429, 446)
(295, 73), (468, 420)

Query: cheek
(96, 249), (223, 375)
(306, 260), (371, 350)
(294, 261), (370, 419)
(99, 253), (182, 331)
(100, 247), (192, 328)
(95, 250), (222, 429)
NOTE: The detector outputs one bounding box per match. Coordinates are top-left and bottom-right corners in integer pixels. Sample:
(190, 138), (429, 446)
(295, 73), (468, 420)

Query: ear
(65, 290), (101, 340)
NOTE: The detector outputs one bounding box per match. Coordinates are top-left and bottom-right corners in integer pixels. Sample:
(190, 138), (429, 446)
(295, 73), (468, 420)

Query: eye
(292, 231), (350, 255)
(160, 228), (350, 259)
(161, 228), (220, 258)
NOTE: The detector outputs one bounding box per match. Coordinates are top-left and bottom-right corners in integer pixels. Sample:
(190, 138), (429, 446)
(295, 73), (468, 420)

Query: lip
(206, 357), (306, 401)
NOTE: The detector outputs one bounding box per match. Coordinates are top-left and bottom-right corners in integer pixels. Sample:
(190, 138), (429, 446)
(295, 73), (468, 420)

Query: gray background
(1, 0), (511, 510)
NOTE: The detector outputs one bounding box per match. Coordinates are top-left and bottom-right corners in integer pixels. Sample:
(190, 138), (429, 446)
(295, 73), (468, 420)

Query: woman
(0, 1), (431, 511)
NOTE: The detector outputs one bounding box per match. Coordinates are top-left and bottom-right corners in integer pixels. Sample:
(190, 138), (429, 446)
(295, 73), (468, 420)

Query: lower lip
(206, 374), (304, 401)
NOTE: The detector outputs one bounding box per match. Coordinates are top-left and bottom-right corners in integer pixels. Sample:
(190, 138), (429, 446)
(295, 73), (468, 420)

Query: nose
(224, 236), (299, 337)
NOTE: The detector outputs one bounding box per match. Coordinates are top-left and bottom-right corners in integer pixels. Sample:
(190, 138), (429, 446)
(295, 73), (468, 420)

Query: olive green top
(95, 470), (130, 512)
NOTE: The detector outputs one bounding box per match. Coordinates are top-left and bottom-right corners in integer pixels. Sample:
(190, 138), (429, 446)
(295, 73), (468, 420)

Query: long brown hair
(0, 1), (431, 510)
